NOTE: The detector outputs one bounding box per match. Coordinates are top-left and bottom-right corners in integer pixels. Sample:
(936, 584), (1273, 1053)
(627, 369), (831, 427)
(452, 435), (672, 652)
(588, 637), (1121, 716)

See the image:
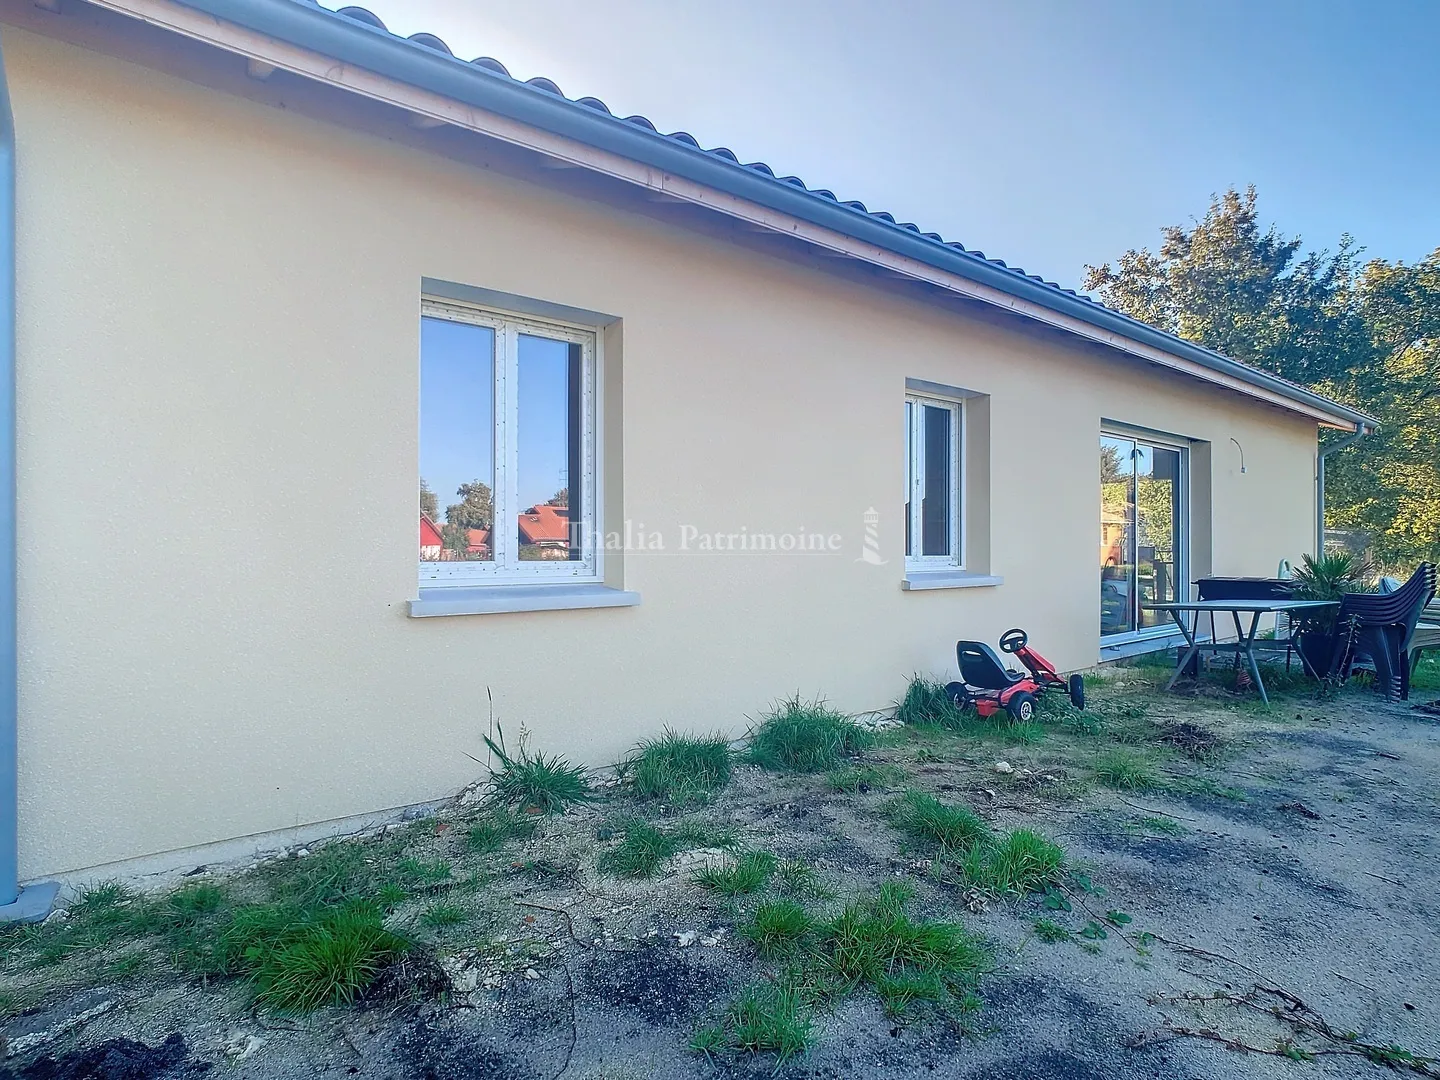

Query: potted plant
(1290, 552), (1375, 677)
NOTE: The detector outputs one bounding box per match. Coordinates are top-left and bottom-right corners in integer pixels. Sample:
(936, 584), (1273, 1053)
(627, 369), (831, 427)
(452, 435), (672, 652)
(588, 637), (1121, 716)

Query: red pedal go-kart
(944, 628), (1085, 723)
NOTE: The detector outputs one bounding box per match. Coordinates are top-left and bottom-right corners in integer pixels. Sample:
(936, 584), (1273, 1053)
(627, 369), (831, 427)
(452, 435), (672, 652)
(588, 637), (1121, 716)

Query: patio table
(1142, 599), (1339, 705)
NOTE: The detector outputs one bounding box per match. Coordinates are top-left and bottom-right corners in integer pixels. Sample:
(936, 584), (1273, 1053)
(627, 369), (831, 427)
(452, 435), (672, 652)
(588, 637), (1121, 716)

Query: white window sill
(901, 571), (1004, 592)
(408, 583), (641, 618)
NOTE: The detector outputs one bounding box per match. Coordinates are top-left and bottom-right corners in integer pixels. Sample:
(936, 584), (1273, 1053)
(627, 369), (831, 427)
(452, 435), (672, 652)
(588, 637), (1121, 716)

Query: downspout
(0, 30), (57, 922)
(1315, 422), (1374, 557)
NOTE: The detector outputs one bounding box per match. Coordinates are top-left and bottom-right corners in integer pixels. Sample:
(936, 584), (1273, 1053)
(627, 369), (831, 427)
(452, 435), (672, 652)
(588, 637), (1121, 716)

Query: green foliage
(961, 829), (1065, 896)
(1003, 720), (1046, 746)
(819, 882), (989, 1018)
(421, 903), (468, 929)
(746, 695), (875, 772)
(1093, 748), (1159, 791)
(774, 859), (830, 899)
(624, 729), (732, 804)
(889, 790), (992, 853)
(598, 820), (683, 878)
(1291, 551), (1375, 635)
(466, 806), (537, 853)
(742, 900), (815, 957)
(693, 851), (777, 895)
(1032, 918), (1070, 943)
(1086, 187), (1440, 569)
(693, 980), (813, 1064)
(895, 676), (967, 729)
(482, 721), (593, 814)
(250, 902), (409, 1013)
(889, 791), (1065, 897)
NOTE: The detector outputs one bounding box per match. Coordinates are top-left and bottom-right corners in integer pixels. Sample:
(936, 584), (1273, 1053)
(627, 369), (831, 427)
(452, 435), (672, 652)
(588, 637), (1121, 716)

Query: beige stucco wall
(6, 23), (1318, 879)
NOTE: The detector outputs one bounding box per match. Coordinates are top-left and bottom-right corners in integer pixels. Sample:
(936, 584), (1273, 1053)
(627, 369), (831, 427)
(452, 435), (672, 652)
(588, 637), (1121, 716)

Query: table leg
(1166, 610), (1200, 691)
(1240, 610), (1268, 704)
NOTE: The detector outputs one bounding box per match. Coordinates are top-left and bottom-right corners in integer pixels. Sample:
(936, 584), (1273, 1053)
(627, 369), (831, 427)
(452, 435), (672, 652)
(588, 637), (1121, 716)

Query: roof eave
(157, 0), (1374, 432)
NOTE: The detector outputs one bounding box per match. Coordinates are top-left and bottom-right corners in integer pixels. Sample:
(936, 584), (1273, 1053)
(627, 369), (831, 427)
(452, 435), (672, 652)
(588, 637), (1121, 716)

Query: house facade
(1, 0), (1371, 885)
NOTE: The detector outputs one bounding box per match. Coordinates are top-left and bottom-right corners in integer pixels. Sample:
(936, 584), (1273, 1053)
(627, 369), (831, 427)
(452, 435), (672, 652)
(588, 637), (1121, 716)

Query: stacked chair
(1327, 563), (1438, 701)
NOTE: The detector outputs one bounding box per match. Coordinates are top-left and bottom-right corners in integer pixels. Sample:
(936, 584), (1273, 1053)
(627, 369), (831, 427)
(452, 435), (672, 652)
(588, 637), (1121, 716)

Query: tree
(443, 480), (494, 559)
(1084, 187), (1440, 569)
(444, 480), (493, 530)
(419, 478), (438, 521)
(548, 487), (569, 508)
(1084, 187), (1368, 386)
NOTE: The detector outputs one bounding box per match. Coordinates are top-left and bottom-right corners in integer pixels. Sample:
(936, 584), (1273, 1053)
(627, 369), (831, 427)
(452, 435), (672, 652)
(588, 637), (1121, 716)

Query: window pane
(921, 404), (952, 556)
(1099, 436), (1136, 635)
(517, 333), (580, 561)
(904, 401), (913, 558)
(1136, 445), (1182, 629)
(420, 317), (494, 563)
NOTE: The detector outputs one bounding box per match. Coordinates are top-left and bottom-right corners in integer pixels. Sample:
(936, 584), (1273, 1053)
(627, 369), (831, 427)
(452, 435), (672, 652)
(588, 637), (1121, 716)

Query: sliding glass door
(1100, 432), (1186, 638)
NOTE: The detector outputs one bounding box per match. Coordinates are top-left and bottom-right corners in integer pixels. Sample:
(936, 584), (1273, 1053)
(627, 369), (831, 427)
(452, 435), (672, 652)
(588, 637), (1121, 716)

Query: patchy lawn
(3, 658), (1440, 1080)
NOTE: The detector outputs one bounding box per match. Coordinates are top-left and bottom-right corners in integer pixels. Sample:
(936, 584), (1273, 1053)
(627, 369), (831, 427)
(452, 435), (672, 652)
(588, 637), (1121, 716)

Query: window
(1099, 430), (1186, 637)
(419, 299), (597, 587)
(904, 394), (962, 569)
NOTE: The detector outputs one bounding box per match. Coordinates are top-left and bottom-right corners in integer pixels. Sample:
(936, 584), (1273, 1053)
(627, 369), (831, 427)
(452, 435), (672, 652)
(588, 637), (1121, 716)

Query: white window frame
(905, 393), (964, 571)
(419, 297), (600, 589)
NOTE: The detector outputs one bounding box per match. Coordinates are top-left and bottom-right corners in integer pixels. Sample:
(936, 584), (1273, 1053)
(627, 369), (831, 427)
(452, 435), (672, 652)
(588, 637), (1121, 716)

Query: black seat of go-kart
(956, 641), (1025, 690)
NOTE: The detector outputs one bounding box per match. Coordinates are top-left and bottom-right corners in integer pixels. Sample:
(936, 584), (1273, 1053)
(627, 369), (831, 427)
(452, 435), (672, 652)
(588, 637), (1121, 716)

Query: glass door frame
(1099, 423), (1190, 644)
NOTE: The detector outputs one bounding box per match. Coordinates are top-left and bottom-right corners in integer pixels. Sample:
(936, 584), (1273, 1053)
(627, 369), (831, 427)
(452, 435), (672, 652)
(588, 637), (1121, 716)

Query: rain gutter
(147, 0), (1376, 433)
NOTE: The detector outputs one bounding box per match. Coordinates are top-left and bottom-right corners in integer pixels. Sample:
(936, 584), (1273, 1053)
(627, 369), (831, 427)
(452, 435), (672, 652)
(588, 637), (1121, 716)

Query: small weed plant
(746, 695), (874, 772)
(890, 790), (1066, 897)
(694, 851), (777, 895)
(624, 729), (733, 804)
(826, 764), (905, 793)
(895, 676), (967, 730)
(481, 720), (593, 814)
(466, 806), (538, 853)
(1093, 747), (1159, 791)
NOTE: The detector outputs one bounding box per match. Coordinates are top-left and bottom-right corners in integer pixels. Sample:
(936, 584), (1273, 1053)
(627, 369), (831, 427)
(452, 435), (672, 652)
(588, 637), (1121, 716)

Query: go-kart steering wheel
(999, 628), (1029, 654)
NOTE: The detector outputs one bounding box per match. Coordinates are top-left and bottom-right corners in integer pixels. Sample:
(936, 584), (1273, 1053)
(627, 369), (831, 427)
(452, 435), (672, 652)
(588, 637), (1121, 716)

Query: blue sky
(326, 0), (1438, 292)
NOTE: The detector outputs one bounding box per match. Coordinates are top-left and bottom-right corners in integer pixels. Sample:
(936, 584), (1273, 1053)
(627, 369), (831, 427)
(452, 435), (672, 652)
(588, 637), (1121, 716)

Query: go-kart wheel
(999, 628), (1029, 654)
(1069, 674), (1085, 709)
(1006, 690), (1037, 723)
(944, 681), (971, 711)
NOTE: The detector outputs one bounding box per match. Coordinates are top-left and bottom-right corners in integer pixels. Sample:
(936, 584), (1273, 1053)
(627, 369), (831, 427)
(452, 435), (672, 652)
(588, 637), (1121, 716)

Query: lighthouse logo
(857, 507), (887, 565)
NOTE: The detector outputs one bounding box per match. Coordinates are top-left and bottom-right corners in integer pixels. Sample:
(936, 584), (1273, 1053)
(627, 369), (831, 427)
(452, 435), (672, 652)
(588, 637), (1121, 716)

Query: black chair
(1326, 563), (1437, 701)
(956, 642), (1024, 690)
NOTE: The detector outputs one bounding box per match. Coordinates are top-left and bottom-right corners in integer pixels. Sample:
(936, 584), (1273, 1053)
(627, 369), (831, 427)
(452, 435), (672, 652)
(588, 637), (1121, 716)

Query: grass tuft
(250, 902), (409, 1013)
(625, 730), (733, 804)
(1093, 748), (1159, 791)
(599, 821), (682, 878)
(894, 676), (967, 729)
(466, 806), (538, 853)
(1032, 918), (1070, 943)
(746, 695), (875, 772)
(482, 720), (593, 814)
(889, 791), (992, 853)
(742, 899), (815, 957)
(694, 979), (813, 1063)
(694, 851), (777, 895)
(960, 829), (1065, 895)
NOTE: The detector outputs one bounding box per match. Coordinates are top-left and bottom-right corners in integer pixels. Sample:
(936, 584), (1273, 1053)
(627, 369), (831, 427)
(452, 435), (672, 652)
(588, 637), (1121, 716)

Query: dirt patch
(4, 1034), (210, 1080)
(581, 945), (730, 1028)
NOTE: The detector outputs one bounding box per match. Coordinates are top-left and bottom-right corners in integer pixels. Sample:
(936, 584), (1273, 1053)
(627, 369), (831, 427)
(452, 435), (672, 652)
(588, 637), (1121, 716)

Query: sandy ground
(4, 673), (1439, 1080)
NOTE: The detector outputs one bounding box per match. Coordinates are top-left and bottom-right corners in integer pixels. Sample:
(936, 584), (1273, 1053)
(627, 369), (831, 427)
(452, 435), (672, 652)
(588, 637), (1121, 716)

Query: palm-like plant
(1291, 551), (1374, 635)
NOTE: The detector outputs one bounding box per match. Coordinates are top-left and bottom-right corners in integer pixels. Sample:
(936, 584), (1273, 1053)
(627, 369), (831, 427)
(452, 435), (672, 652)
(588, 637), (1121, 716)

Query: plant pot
(1295, 631), (1337, 680)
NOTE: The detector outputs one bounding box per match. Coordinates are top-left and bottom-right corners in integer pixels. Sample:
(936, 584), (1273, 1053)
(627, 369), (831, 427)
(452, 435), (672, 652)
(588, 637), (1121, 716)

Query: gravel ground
(4, 672), (1439, 1080)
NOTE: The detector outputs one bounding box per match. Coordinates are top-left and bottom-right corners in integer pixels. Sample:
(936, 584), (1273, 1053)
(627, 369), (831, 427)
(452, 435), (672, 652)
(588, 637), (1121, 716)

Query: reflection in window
(418, 301), (596, 585)
(1099, 433), (1185, 637)
(420, 318), (494, 563)
(516, 334), (580, 561)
